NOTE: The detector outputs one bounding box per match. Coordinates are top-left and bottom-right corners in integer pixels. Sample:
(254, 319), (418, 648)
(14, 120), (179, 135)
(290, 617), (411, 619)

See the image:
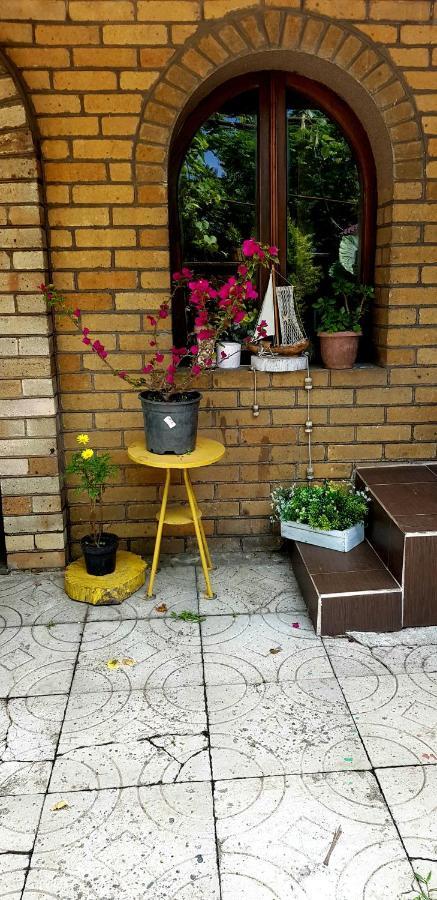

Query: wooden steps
(289, 464), (437, 636)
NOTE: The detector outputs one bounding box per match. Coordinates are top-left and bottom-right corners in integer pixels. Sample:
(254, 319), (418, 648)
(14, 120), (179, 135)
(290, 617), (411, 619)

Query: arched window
(169, 71), (376, 351)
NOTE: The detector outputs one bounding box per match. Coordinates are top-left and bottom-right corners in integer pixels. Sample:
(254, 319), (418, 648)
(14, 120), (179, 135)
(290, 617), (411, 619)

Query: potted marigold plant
(271, 481), (370, 552)
(41, 239), (277, 454)
(67, 434), (119, 575)
(314, 263), (374, 369)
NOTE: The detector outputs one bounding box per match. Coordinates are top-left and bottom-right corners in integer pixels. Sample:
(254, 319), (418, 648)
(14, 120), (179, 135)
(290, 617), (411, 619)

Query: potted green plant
(40, 239), (277, 454)
(314, 263), (374, 369)
(66, 434), (119, 575)
(216, 309), (258, 369)
(271, 481), (370, 552)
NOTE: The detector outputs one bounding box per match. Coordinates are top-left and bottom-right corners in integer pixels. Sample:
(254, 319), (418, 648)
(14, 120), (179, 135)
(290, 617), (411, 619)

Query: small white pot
(280, 520), (364, 552)
(216, 341), (241, 369)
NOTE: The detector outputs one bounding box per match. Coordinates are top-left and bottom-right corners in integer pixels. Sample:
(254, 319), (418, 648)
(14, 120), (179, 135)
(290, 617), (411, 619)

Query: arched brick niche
(0, 50), (65, 570)
(134, 7), (425, 364)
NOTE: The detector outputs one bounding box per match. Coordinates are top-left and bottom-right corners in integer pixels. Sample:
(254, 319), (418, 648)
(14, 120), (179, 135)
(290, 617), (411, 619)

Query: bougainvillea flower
(233, 310), (246, 324)
(189, 345), (198, 355)
(237, 264), (248, 276)
(147, 315), (157, 326)
(165, 372), (175, 384)
(191, 364), (202, 376)
(39, 283), (46, 292)
(197, 328), (214, 340)
(142, 364), (154, 374)
(118, 371), (127, 379)
(158, 305), (169, 319)
(82, 336), (91, 346)
(155, 352), (164, 363)
(72, 308), (81, 318)
(220, 350), (228, 359)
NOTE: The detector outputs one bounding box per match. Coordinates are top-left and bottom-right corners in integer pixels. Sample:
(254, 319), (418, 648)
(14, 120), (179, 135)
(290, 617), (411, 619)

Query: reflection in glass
(178, 89), (258, 271)
(286, 97), (361, 315)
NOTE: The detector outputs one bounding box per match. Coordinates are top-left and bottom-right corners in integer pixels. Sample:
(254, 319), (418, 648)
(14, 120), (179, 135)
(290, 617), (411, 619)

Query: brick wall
(0, 0), (436, 565)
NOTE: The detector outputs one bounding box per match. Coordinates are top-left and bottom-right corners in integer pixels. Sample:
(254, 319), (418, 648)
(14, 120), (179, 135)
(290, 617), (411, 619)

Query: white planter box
(280, 519), (364, 552)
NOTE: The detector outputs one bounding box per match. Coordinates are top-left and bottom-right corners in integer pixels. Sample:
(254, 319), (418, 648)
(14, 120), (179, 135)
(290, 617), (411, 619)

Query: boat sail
(249, 268), (309, 357)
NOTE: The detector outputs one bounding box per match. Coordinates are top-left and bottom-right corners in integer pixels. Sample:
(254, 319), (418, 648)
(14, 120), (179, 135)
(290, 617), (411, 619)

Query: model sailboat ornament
(249, 267), (309, 371)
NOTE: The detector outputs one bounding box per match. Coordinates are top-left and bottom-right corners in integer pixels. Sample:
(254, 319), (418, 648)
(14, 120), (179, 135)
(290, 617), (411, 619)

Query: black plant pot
(139, 390), (201, 454)
(81, 532), (118, 576)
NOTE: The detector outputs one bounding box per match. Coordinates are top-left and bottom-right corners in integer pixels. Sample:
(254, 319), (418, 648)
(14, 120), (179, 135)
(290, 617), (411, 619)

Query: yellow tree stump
(64, 550), (147, 605)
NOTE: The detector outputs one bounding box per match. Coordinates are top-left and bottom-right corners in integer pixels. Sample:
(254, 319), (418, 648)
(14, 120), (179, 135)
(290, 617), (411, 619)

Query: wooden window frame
(169, 71), (377, 345)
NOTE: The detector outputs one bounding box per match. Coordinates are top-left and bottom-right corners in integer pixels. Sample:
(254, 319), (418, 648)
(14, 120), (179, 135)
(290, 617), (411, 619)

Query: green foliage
(170, 611), (206, 623)
(410, 871), (437, 899)
(287, 219), (322, 310)
(271, 481), (370, 531)
(314, 262), (374, 333)
(218, 308), (258, 343)
(66, 450), (118, 503)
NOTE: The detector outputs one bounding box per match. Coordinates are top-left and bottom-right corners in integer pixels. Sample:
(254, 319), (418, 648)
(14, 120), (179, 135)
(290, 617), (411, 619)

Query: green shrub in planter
(271, 481), (370, 530)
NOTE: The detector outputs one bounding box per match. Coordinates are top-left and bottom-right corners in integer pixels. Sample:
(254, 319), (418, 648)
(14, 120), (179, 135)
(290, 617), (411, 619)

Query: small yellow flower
(77, 433), (89, 445)
(81, 448), (94, 460)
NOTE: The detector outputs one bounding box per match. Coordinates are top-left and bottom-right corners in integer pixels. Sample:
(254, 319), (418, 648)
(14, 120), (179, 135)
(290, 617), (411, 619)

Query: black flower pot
(139, 390), (201, 454)
(81, 532), (118, 576)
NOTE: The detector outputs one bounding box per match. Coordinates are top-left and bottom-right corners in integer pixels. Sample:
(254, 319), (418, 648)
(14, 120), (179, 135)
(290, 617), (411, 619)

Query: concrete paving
(0, 556), (436, 899)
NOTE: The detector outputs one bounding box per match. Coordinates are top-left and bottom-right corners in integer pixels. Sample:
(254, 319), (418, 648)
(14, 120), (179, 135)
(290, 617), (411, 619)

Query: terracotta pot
(318, 330), (361, 369)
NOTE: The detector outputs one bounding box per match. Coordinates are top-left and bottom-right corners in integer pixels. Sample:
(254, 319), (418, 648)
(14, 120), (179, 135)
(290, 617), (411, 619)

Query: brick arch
(0, 48), (66, 570)
(134, 6), (425, 200)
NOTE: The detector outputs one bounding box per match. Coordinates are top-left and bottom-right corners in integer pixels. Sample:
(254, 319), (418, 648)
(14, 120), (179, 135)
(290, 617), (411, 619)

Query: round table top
(127, 437), (226, 470)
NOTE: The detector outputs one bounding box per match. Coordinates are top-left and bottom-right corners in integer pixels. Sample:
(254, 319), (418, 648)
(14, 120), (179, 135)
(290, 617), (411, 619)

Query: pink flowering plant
(40, 238), (278, 400)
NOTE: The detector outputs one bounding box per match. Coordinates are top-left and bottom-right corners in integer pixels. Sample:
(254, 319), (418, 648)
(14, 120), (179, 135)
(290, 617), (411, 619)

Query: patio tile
(0, 794), (45, 853)
(0, 625), (83, 699)
(215, 771), (413, 899)
(340, 672), (437, 767)
(198, 562), (306, 616)
(71, 618), (203, 694)
(50, 685), (209, 790)
(377, 765), (437, 861)
(0, 694), (67, 794)
(87, 564), (199, 623)
(0, 853), (29, 900)
(24, 783), (220, 900)
(347, 626), (437, 646)
(0, 571), (86, 629)
(324, 636), (437, 678)
(207, 678), (370, 779)
(202, 613), (331, 686)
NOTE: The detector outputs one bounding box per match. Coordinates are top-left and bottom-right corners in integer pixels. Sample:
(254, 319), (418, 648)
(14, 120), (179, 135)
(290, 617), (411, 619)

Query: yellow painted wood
(64, 550), (147, 605)
(156, 504), (200, 526)
(127, 436), (225, 469)
(183, 468), (214, 597)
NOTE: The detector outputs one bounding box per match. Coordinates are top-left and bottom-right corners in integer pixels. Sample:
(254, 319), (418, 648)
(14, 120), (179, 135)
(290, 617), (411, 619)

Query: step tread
(296, 539), (401, 594)
(357, 465), (437, 534)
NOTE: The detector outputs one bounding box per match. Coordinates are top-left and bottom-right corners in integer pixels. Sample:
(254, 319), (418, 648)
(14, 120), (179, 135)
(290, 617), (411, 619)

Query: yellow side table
(127, 437), (225, 598)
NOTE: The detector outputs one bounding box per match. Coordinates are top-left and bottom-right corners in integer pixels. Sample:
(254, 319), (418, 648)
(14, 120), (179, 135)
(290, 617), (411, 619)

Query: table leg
(147, 467), (171, 598)
(183, 469), (215, 598)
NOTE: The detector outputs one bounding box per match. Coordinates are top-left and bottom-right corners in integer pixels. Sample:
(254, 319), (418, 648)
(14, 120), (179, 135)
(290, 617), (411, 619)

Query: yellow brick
(41, 140), (69, 160)
(52, 250), (111, 269)
(401, 25), (437, 44)
(84, 94), (142, 114)
(306, 0), (366, 16)
(7, 47), (70, 68)
(34, 95), (84, 116)
(72, 184), (134, 203)
(405, 72), (437, 91)
(385, 443), (436, 460)
(103, 24), (167, 44)
(205, 0), (257, 15)
(357, 23), (397, 42)
(102, 116), (138, 135)
(137, 185), (167, 204)
(356, 424), (412, 442)
(172, 24), (198, 43)
(109, 163), (131, 181)
(76, 228), (136, 247)
(35, 24), (100, 44)
(22, 70), (51, 90)
(389, 47), (430, 67)
(69, 1), (135, 19)
(79, 270), (137, 289)
(0, 23), (33, 42)
(1, 0), (66, 18)
(49, 207), (109, 227)
(45, 162), (106, 182)
(73, 139), (132, 159)
(356, 387), (413, 405)
(140, 47), (175, 67)
(419, 308), (437, 324)
(138, 1), (199, 19)
(327, 444), (383, 461)
(113, 207), (167, 225)
(54, 70), (117, 91)
(119, 71), (158, 91)
(39, 116), (99, 137)
(73, 47), (137, 66)
(370, 1), (430, 20)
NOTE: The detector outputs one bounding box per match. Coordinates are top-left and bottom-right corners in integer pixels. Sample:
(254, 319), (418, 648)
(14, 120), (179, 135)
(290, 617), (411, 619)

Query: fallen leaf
(51, 800), (69, 811)
(155, 603), (168, 613)
(269, 647), (282, 655)
(291, 622), (300, 629)
(121, 657), (136, 667)
(107, 659), (120, 670)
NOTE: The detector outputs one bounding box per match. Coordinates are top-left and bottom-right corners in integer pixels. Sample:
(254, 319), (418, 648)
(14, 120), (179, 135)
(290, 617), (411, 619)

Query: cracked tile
(214, 771), (413, 899)
(377, 765), (437, 861)
(0, 695), (67, 794)
(198, 562), (305, 616)
(50, 685), (209, 790)
(202, 613), (330, 686)
(324, 636), (437, 678)
(0, 625), (82, 699)
(72, 618), (203, 694)
(0, 853), (29, 899)
(0, 794), (45, 853)
(87, 565), (198, 623)
(0, 571), (86, 629)
(24, 783), (220, 899)
(207, 678), (370, 779)
(340, 673), (437, 767)
(347, 627), (437, 647)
